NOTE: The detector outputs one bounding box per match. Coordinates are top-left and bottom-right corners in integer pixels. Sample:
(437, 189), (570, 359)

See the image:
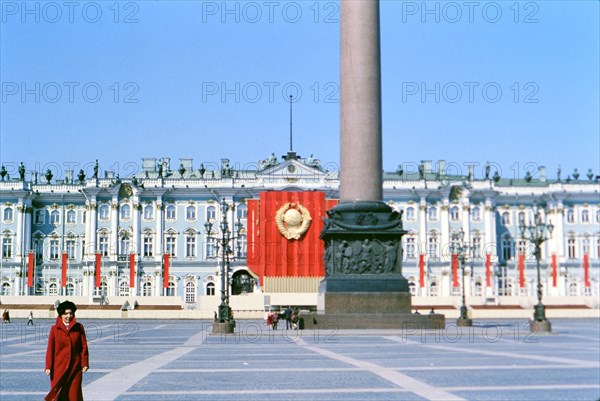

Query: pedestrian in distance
(45, 301), (89, 401)
(27, 311), (34, 325)
(284, 306), (292, 329)
(2, 309), (10, 324)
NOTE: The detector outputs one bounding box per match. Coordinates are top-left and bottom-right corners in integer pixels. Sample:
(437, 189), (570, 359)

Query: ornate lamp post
(453, 229), (472, 327)
(204, 198), (242, 334)
(518, 203), (553, 332)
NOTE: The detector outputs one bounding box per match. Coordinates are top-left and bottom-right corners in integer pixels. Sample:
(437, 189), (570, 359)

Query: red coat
(45, 316), (89, 401)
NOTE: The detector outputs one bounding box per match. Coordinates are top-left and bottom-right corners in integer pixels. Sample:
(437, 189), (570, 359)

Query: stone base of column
(212, 321), (235, 334)
(457, 317), (473, 327)
(530, 319), (552, 333)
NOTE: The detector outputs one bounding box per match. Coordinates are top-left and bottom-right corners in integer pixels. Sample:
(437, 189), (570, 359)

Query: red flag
(485, 254), (491, 287)
(61, 253), (68, 288)
(419, 254), (425, 288)
(552, 254), (557, 287)
(518, 253), (525, 288)
(27, 252), (34, 287)
(584, 254), (590, 287)
(452, 254), (459, 287)
(129, 253), (135, 288)
(95, 253), (102, 288)
(163, 253), (170, 289)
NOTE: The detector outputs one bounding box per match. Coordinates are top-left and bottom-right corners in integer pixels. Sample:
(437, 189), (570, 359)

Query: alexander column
(308, 0), (442, 329)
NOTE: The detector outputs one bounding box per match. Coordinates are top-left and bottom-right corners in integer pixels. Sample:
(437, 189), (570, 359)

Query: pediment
(257, 159), (326, 183)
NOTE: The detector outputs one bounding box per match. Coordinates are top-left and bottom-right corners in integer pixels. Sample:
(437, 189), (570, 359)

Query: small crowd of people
(2, 310), (35, 325)
(267, 306), (300, 330)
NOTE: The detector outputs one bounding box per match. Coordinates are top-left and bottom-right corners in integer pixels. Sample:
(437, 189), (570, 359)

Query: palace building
(0, 154), (598, 315)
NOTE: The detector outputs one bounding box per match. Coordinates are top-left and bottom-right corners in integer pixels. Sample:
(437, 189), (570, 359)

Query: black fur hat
(56, 300), (77, 316)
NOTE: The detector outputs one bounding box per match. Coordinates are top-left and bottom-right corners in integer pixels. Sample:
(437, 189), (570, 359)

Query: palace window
(48, 282), (58, 296)
(428, 233), (439, 258)
(3, 207), (14, 222)
(165, 235), (176, 257)
(428, 206), (438, 221)
(581, 210), (589, 223)
(582, 237), (590, 256)
(167, 280), (176, 296)
(567, 238), (576, 259)
(472, 236), (481, 259)
(518, 211), (525, 225)
(502, 238), (513, 261)
(66, 210), (76, 224)
(450, 206), (459, 221)
(501, 211), (510, 225)
(405, 236), (416, 259)
(143, 236), (154, 258)
(50, 240), (60, 260)
(166, 205), (176, 220)
(119, 236), (131, 257)
(206, 237), (217, 258)
(66, 240), (76, 260)
(566, 208), (575, 223)
(119, 281), (130, 296)
(186, 236), (196, 258)
(120, 204), (131, 220)
(206, 205), (216, 221)
(34, 209), (45, 224)
(237, 234), (247, 258)
(237, 204), (247, 220)
(98, 235), (109, 257)
(2, 237), (13, 259)
(142, 281), (152, 296)
(206, 282), (215, 296)
(471, 206), (481, 222)
(143, 205), (154, 220)
(50, 210), (60, 225)
(185, 281), (196, 303)
(98, 204), (109, 220)
(1, 282), (11, 296)
(186, 205), (196, 221)
(406, 207), (415, 221)
(66, 282), (76, 296)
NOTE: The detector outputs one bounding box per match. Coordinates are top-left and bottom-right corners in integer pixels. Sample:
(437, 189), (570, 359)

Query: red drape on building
(27, 252), (35, 287)
(61, 253), (68, 288)
(95, 253), (102, 288)
(584, 254), (590, 287)
(247, 191), (336, 285)
(452, 254), (459, 287)
(419, 254), (425, 288)
(129, 253), (135, 288)
(552, 254), (557, 287)
(518, 253), (525, 288)
(485, 254), (491, 287)
(163, 253), (170, 289)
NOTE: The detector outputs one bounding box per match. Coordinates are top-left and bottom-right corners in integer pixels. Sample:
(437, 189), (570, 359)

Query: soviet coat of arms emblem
(275, 202), (312, 240)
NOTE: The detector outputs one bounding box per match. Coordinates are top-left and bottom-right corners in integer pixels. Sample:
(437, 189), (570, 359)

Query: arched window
(501, 211), (510, 225)
(99, 280), (108, 296)
(474, 281), (483, 296)
(186, 205), (196, 221)
(450, 206), (459, 221)
(167, 280), (176, 296)
(98, 204), (109, 220)
(185, 281), (196, 303)
(165, 205), (176, 220)
(65, 210), (76, 224)
(119, 281), (130, 296)
(120, 204), (131, 220)
(206, 205), (216, 220)
(236, 204), (247, 220)
(471, 206), (481, 222)
(66, 282), (76, 296)
(237, 235), (247, 258)
(566, 208), (575, 223)
(406, 206), (415, 221)
(409, 282), (416, 296)
(518, 211), (525, 225)
(568, 282), (578, 296)
(48, 282), (58, 295)
(143, 205), (154, 220)
(429, 282), (438, 297)
(582, 210), (589, 223)
(1, 282), (11, 296)
(428, 206), (437, 221)
(232, 271), (254, 295)
(50, 210), (60, 225)
(3, 207), (13, 222)
(206, 237), (217, 258)
(142, 281), (152, 296)
(206, 282), (216, 296)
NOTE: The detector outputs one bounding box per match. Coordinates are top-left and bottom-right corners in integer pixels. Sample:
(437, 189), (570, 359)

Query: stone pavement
(0, 318), (598, 401)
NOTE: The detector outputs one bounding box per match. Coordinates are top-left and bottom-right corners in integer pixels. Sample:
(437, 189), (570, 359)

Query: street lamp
(452, 229), (472, 327)
(204, 198), (243, 334)
(518, 202), (554, 332)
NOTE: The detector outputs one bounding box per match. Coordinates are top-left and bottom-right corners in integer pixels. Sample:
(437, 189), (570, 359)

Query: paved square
(1, 319), (598, 400)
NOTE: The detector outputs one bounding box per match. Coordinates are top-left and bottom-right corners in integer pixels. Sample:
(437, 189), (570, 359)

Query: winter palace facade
(0, 155), (598, 313)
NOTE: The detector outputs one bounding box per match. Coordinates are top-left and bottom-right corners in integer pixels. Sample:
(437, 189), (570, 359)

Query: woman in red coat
(45, 301), (89, 401)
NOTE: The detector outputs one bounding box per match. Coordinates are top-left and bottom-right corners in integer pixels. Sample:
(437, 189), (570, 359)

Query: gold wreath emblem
(275, 202), (312, 240)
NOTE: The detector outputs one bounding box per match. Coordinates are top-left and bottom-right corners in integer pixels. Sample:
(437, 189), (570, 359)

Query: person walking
(2, 309), (10, 324)
(27, 311), (34, 325)
(284, 306), (292, 329)
(45, 301), (89, 401)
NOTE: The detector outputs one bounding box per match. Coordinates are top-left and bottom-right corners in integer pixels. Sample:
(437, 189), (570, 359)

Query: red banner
(451, 254), (459, 287)
(27, 252), (34, 287)
(584, 254), (590, 287)
(163, 253), (170, 289)
(552, 254), (557, 287)
(247, 192), (337, 285)
(129, 253), (135, 288)
(61, 253), (68, 288)
(518, 254), (525, 288)
(95, 253), (102, 288)
(419, 254), (425, 288)
(485, 254), (491, 287)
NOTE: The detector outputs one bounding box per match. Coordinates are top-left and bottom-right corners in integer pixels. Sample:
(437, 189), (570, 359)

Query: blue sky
(1, 0), (598, 181)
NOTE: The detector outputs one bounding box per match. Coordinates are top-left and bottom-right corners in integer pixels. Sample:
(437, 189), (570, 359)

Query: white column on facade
(88, 199), (98, 257)
(16, 204), (25, 265)
(155, 200), (164, 296)
(483, 197), (495, 297)
(110, 200), (119, 262)
(418, 198), (427, 296)
(440, 202), (450, 255)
